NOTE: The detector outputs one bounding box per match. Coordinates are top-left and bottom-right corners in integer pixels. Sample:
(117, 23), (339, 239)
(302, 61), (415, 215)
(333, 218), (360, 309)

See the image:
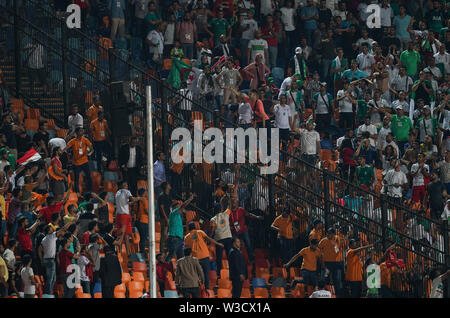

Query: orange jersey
(87, 105), (103, 121)
(90, 118), (108, 141)
(318, 236), (340, 263)
(137, 198), (149, 224)
(299, 247), (321, 271)
(345, 249), (363, 282)
(272, 215), (297, 239)
(184, 230), (210, 260)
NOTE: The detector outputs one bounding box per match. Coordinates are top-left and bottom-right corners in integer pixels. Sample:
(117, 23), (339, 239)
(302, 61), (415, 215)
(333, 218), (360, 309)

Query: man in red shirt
(156, 253), (172, 293)
(229, 196), (262, 262)
(59, 237), (80, 298)
(38, 191), (70, 224)
(16, 217), (40, 258)
(81, 221), (99, 244)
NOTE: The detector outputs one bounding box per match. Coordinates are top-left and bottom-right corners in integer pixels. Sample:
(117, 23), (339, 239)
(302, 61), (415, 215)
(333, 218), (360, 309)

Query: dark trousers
(339, 112), (353, 130)
(231, 277), (243, 298)
(380, 285), (393, 298)
(316, 113), (331, 133)
(215, 237), (232, 276)
(236, 231), (254, 261)
(90, 270), (100, 297)
(102, 285), (115, 298)
(348, 281), (362, 298)
(181, 287), (200, 298)
(136, 221), (149, 253)
(278, 237), (294, 266)
(170, 170), (182, 198)
(325, 261), (343, 297)
(165, 236), (184, 262)
(73, 163), (92, 193)
(198, 257), (210, 290)
(123, 167), (138, 196)
(93, 140), (111, 172)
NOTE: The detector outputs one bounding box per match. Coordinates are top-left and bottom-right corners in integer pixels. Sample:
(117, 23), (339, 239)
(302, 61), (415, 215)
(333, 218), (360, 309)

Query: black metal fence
(2, 0), (449, 297)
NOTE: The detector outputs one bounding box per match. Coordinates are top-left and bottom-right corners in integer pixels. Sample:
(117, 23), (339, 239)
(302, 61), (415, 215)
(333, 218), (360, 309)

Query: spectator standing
(89, 110), (111, 173)
(228, 237), (247, 298)
(119, 136), (143, 196)
(175, 246), (204, 298)
(99, 245), (122, 298)
(108, 0), (126, 41)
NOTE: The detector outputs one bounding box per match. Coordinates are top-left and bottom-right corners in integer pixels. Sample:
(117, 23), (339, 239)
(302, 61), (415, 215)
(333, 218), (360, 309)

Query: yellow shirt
(0, 195), (5, 221)
(0, 256), (8, 283)
(63, 214), (77, 225)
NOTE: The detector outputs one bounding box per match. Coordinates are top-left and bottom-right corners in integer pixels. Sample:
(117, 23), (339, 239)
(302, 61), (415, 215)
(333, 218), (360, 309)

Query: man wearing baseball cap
(287, 46), (308, 81)
(345, 238), (373, 298)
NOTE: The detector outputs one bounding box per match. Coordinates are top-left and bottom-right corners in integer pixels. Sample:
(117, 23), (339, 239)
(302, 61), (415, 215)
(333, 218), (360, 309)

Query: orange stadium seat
(254, 288), (269, 298)
(217, 288), (232, 298)
(24, 118), (39, 131)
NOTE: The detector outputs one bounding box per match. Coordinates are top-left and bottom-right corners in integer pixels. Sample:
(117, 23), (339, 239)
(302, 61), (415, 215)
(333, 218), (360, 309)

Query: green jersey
(391, 115), (412, 142)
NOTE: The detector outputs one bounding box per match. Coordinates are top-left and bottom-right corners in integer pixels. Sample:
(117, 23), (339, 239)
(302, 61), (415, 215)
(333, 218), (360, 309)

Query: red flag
(17, 148), (41, 165)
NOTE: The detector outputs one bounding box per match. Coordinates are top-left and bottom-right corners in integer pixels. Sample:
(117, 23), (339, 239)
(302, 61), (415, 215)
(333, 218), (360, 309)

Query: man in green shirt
(389, 105), (413, 155)
(415, 105), (438, 142)
(165, 193), (195, 262)
(400, 42), (421, 78)
(357, 91), (372, 124)
(144, 2), (161, 34)
(426, 1), (444, 33)
(356, 156), (374, 189)
(206, 10), (231, 46)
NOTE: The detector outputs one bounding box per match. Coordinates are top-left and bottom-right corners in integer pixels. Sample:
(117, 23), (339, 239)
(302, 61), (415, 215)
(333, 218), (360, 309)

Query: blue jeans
(136, 221), (148, 254)
(325, 261), (343, 297)
(165, 236), (184, 262)
(198, 257), (210, 289)
(73, 163), (92, 193)
(302, 269), (318, 287)
(43, 258), (56, 295)
(235, 231), (254, 261)
(268, 46), (278, 69)
(278, 237), (294, 265)
(181, 43), (194, 60)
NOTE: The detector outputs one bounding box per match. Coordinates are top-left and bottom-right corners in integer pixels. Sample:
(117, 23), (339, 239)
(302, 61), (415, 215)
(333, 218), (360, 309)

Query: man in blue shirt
(342, 60), (368, 82)
(153, 151), (166, 196)
(108, 0), (126, 40)
(165, 194), (196, 262)
(355, 138), (378, 166)
(300, 0), (319, 46)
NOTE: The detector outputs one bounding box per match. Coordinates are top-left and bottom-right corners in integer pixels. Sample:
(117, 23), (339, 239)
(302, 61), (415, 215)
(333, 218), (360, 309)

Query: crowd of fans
(0, 0), (449, 299)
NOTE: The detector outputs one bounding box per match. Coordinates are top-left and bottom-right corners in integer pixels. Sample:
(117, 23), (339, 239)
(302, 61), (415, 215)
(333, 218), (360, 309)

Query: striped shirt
(24, 43), (44, 69)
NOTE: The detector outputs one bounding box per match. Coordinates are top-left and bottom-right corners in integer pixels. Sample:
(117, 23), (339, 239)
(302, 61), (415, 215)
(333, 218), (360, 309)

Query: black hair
(183, 246), (192, 256)
(22, 254), (32, 266)
(67, 223), (77, 234)
(7, 239), (16, 248)
(88, 220), (98, 231)
(51, 212), (60, 222)
(86, 203), (94, 212)
(318, 280), (326, 289)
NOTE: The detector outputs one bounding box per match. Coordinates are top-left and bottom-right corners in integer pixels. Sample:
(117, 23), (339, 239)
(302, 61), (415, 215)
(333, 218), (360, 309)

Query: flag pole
(146, 86), (157, 298)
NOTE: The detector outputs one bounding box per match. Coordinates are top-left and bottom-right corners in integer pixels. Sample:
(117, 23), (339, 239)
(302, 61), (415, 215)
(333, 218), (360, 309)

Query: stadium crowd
(0, 0), (449, 299)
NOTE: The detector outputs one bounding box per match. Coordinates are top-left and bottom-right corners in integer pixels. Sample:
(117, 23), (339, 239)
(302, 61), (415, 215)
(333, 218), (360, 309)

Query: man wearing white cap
(287, 47), (307, 81)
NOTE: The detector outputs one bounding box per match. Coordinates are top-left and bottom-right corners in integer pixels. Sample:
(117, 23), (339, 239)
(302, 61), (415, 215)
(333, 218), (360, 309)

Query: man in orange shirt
(184, 222), (223, 291)
(271, 207), (297, 265)
(319, 228), (344, 297)
(89, 110), (111, 173)
(135, 188), (149, 254)
(284, 238), (322, 290)
(63, 127), (93, 194)
(86, 95), (103, 123)
(345, 238), (373, 298)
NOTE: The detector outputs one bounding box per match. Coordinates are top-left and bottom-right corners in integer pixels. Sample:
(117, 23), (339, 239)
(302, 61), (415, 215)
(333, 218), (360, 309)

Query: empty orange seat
(254, 287), (269, 298)
(129, 281), (144, 292)
(94, 293), (102, 298)
(240, 288), (252, 298)
(220, 268), (229, 280)
(271, 287), (286, 298)
(114, 291), (126, 298)
(208, 270), (217, 289)
(218, 279), (232, 290)
(133, 262), (147, 273)
(122, 273), (131, 286)
(10, 98), (24, 109)
(24, 118), (39, 131)
(162, 58), (173, 70)
(78, 293), (92, 298)
(114, 283), (126, 294)
(57, 129), (69, 138)
(129, 290), (143, 298)
(132, 271), (145, 282)
(41, 118), (55, 130)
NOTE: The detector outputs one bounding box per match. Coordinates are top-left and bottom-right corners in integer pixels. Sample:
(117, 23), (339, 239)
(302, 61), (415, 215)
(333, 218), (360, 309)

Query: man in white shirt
(294, 120), (321, 169)
(356, 43), (375, 76)
(67, 105), (83, 132)
(358, 116), (378, 147)
(40, 222), (72, 295)
(309, 280), (332, 298)
(383, 160), (407, 203)
(410, 153), (430, 204)
(115, 181), (143, 255)
(430, 269), (450, 298)
(146, 22), (166, 69)
(391, 67), (413, 97)
(434, 44), (450, 76)
(153, 150), (167, 196)
(240, 11), (258, 66)
(379, 0), (393, 28)
(336, 80), (357, 129)
(368, 89), (391, 125)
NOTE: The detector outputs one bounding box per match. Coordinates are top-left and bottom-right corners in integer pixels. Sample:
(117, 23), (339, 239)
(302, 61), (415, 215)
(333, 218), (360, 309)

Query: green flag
(167, 58), (192, 90)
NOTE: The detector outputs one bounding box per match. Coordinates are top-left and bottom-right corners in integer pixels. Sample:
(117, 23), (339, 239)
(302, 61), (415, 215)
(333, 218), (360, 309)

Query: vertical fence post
(442, 220), (450, 297)
(323, 170), (330, 230)
(13, 0), (21, 97)
(159, 80), (168, 155)
(380, 195), (388, 252)
(108, 48), (119, 158)
(61, 18), (69, 123)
